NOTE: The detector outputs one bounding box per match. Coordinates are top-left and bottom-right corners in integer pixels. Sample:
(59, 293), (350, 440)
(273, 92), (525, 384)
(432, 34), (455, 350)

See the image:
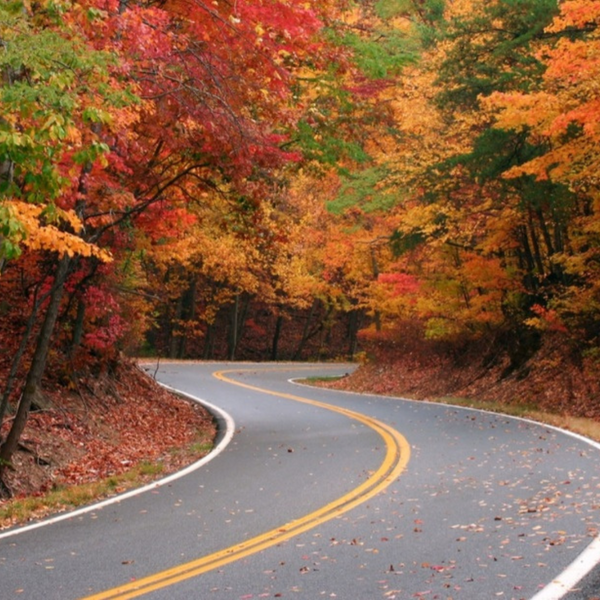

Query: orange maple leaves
(487, 1), (600, 188)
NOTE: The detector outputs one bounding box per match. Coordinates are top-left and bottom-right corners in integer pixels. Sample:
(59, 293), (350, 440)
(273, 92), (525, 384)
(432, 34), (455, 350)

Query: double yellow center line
(82, 368), (410, 600)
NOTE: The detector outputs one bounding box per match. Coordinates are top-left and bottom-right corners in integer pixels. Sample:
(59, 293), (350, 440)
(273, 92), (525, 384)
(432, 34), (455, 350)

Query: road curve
(0, 362), (599, 600)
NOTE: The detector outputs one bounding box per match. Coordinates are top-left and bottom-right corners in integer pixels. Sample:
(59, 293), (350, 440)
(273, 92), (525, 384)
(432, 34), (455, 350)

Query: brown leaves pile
(1, 361), (216, 498)
(322, 330), (600, 421)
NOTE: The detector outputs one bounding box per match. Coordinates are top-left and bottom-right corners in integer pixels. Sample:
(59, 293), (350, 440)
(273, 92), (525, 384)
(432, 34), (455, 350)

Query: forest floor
(318, 332), (600, 442)
(0, 360), (216, 529)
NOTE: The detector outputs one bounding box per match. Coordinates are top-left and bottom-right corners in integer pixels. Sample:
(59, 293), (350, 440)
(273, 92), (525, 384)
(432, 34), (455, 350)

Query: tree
(356, 0), (575, 359)
(0, 0), (347, 491)
(485, 0), (600, 347)
(0, 1), (135, 487)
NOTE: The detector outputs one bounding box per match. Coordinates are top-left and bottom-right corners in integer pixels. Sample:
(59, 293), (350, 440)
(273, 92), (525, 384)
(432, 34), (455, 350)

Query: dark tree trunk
(0, 256), (71, 491)
(176, 278), (197, 358)
(70, 297), (86, 358)
(271, 315), (283, 361)
(346, 309), (362, 360)
(518, 225), (538, 293)
(227, 294), (250, 361)
(203, 321), (215, 360)
(293, 298), (318, 361)
(168, 295), (183, 359)
(527, 209), (546, 277)
(227, 295), (240, 361)
(536, 208), (555, 258)
(0, 287), (44, 429)
(370, 245), (382, 332)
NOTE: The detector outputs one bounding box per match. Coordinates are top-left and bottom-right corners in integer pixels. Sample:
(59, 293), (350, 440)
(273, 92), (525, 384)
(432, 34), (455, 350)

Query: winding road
(1, 362), (599, 600)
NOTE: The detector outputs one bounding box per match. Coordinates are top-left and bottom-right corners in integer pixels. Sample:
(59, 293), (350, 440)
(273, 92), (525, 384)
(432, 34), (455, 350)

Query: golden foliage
(8, 201), (112, 261)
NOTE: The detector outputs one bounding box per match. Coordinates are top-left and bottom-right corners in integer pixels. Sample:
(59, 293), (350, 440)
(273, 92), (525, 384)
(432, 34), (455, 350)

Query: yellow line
(81, 367), (410, 600)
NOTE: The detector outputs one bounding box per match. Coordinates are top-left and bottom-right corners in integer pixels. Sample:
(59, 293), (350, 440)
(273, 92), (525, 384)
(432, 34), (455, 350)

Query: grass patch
(188, 441), (214, 454)
(300, 376), (345, 384)
(0, 460), (166, 528)
(168, 432), (214, 458)
(0, 436), (214, 530)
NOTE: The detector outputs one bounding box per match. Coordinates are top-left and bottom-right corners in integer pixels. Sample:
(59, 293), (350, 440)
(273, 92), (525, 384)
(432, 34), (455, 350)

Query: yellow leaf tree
(486, 0), (600, 349)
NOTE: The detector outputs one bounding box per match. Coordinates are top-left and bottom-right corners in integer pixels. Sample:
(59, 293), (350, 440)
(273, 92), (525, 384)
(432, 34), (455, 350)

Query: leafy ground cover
(0, 361), (216, 529)
(316, 330), (600, 441)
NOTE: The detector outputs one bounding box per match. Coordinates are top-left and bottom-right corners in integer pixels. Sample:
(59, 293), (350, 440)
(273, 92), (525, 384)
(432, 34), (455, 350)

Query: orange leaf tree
(485, 0), (600, 349)
(357, 0), (582, 366)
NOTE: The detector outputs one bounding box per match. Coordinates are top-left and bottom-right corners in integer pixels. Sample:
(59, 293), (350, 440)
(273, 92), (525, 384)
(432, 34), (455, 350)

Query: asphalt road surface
(1, 362), (599, 600)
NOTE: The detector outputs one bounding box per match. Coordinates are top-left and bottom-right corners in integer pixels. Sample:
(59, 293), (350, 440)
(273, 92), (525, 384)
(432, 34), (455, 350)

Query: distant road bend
(0, 361), (599, 600)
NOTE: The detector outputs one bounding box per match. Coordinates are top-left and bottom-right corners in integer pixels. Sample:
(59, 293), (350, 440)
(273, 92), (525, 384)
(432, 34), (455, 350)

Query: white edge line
(529, 536), (600, 600)
(0, 383), (235, 541)
(290, 376), (600, 600)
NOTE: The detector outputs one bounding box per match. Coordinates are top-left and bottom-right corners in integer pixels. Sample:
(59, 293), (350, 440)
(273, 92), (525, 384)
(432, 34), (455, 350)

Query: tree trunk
(227, 294), (250, 361)
(0, 288), (43, 429)
(176, 278), (197, 358)
(370, 245), (382, 331)
(0, 158), (14, 274)
(527, 208), (545, 277)
(271, 315), (283, 361)
(70, 297), (86, 358)
(518, 225), (538, 293)
(203, 321), (215, 360)
(293, 298), (319, 361)
(0, 256), (71, 489)
(227, 295), (240, 361)
(168, 295), (183, 359)
(535, 207), (555, 258)
(346, 309), (362, 360)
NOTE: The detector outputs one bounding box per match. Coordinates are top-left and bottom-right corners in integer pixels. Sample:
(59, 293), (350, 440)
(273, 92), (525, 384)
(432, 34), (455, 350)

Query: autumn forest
(1, 0), (599, 494)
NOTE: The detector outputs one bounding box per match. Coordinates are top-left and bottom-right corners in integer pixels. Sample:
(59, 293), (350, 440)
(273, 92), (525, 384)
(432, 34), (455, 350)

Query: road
(1, 362), (599, 600)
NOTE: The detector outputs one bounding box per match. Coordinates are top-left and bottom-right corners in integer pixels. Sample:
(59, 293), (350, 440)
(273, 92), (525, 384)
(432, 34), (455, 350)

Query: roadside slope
(0, 360), (216, 527)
